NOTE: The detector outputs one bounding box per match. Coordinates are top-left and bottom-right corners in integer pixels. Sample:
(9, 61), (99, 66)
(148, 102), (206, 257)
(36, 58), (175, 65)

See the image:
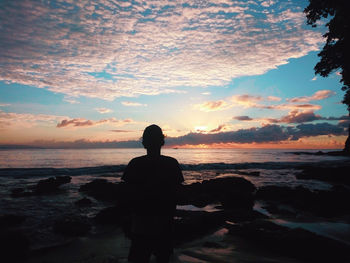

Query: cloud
(248, 102), (322, 111)
(0, 0), (323, 100)
(0, 103), (11, 107)
(267, 96), (281, 101)
(289, 123), (346, 140)
(230, 95), (263, 108)
(233, 116), (253, 121)
(311, 76), (317, 81)
(267, 110), (322, 123)
(337, 119), (350, 128)
(110, 129), (133, 133)
(0, 110), (67, 129)
(18, 121), (348, 148)
(63, 96), (79, 104)
(95, 107), (113, 113)
(209, 124), (230, 133)
(164, 123), (348, 145)
(288, 90), (335, 103)
(56, 118), (132, 128)
(195, 100), (229, 112)
(196, 94), (322, 112)
(121, 101), (147, 107)
(233, 110), (349, 124)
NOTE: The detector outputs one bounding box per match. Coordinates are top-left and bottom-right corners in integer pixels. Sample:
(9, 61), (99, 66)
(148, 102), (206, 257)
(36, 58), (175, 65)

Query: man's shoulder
(160, 155), (179, 164)
(127, 155), (147, 165)
(160, 155), (177, 162)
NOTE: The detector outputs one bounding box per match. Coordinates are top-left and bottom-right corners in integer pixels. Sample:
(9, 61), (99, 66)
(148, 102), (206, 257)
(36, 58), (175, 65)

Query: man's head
(142, 124), (165, 150)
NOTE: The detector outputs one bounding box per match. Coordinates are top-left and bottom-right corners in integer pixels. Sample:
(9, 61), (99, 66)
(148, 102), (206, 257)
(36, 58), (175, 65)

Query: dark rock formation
(234, 170), (260, 177)
(11, 187), (33, 198)
(0, 230), (30, 263)
(35, 176), (71, 194)
(0, 214), (26, 228)
(79, 179), (123, 201)
(174, 210), (226, 244)
(177, 177), (256, 210)
(53, 216), (91, 236)
(228, 220), (350, 262)
(74, 197), (93, 207)
(94, 205), (130, 225)
(297, 166), (350, 185)
(255, 185), (350, 217)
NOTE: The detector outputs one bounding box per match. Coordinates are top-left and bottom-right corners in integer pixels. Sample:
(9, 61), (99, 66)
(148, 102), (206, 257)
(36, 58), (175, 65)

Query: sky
(0, 0), (349, 149)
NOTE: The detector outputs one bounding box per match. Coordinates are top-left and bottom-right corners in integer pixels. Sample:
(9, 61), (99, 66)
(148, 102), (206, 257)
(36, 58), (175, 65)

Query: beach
(1, 148), (350, 262)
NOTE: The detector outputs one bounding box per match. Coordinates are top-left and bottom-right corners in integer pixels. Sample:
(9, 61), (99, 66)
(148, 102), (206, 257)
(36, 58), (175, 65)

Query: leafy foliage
(304, 0), (350, 111)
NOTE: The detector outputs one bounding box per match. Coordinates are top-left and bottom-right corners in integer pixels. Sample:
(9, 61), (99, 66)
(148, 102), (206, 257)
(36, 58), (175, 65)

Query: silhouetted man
(122, 124), (184, 263)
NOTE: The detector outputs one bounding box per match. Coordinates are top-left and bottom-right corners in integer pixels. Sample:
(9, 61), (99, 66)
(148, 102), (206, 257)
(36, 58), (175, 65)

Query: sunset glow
(0, 0), (348, 149)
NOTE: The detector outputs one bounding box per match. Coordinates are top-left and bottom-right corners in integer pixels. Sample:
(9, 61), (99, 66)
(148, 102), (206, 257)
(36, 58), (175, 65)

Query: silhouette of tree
(304, 0), (350, 153)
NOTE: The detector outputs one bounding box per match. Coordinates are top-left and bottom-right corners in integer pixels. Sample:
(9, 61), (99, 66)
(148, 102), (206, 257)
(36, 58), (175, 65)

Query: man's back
(122, 155), (183, 216)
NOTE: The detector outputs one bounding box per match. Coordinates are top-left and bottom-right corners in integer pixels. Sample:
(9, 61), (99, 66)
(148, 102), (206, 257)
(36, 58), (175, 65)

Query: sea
(1, 148), (350, 249)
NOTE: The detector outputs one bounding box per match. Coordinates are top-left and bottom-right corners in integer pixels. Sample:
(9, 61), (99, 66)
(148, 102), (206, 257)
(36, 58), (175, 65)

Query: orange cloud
(57, 118), (132, 128)
(121, 102), (147, 107)
(95, 107), (113, 113)
(195, 100), (229, 112)
(288, 90), (335, 103)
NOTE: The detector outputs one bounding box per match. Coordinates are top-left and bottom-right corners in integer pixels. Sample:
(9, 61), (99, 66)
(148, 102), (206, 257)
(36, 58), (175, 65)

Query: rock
(102, 255), (119, 263)
(0, 214), (26, 228)
(79, 179), (122, 201)
(235, 170), (260, 177)
(224, 209), (268, 223)
(11, 188), (32, 198)
(35, 176), (71, 194)
(262, 204), (297, 217)
(53, 216), (91, 236)
(0, 229), (30, 262)
(74, 197), (93, 207)
(220, 191), (254, 210)
(255, 185), (350, 217)
(296, 166), (350, 185)
(202, 177), (256, 195)
(174, 210), (226, 244)
(228, 220), (350, 262)
(94, 205), (130, 225)
(202, 241), (224, 248)
(177, 177), (256, 208)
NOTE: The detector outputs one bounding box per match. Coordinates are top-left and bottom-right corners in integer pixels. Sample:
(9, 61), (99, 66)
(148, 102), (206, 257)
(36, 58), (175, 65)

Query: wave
(2, 160), (346, 177)
(0, 165), (126, 177)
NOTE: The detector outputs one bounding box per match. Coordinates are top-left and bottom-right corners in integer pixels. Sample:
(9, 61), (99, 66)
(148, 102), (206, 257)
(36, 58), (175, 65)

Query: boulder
(11, 188), (33, 198)
(228, 220), (350, 262)
(74, 197), (93, 207)
(79, 179), (123, 201)
(296, 166), (350, 185)
(94, 205), (130, 225)
(174, 210), (226, 244)
(35, 176), (71, 194)
(255, 185), (350, 217)
(177, 177), (256, 209)
(0, 214), (26, 228)
(220, 191), (254, 210)
(235, 170), (260, 177)
(0, 229), (30, 263)
(53, 216), (91, 236)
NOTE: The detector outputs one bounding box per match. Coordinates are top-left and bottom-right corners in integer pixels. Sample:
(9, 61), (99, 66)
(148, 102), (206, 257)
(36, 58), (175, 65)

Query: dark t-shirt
(122, 155), (184, 215)
(122, 155), (184, 236)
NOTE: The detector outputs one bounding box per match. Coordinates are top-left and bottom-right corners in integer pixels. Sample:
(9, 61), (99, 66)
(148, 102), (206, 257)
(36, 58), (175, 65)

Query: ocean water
(0, 148), (348, 189)
(0, 148), (347, 168)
